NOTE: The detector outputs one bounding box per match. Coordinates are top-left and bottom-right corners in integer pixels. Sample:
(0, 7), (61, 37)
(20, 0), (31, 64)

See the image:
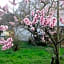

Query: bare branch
(56, 38), (64, 45)
(44, 27), (56, 46)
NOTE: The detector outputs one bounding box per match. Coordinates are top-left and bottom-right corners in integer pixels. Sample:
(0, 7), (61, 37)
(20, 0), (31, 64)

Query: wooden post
(55, 0), (60, 64)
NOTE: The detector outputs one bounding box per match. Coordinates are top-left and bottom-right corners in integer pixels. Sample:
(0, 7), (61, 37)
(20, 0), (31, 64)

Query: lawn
(0, 41), (64, 64)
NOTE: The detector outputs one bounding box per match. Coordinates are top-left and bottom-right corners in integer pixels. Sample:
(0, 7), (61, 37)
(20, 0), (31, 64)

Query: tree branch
(56, 38), (64, 45)
(45, 27), (56, 46)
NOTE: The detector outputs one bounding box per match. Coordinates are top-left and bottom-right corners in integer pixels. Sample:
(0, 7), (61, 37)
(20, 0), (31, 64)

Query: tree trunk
(55, 46), (59, 64)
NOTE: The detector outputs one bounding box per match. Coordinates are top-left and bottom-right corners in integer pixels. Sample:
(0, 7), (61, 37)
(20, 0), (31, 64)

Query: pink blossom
(0, 10), (4, 16)
(31, 11), (34, 16)
(32, 16), (38, 24)
(0, 39), (6, 45)
(40, 16), (45, 25)
(9, 22), (15, 26)
(41, 36), (45, 42)
(46, 17), (51, 25)
(1, 37), (13, 50)
(36, 10), (41, 14)
(3, 4), (8, 12)
(0, 25), (8, 31)
(49, 12), (54, 17)
(49, 20), (54, 28)
(52, 2), (56, 7)
(49, 17), (57, 28)
(13, 16), (18, 22)
(60, 18), (63, 22)
(2, 43), (13, 50)
(23, 18), (32, 25)
(60, 18), (64, 24)
(44, 19), (48, 26)
(31, 27), (35, 31)
(44, 5), (49, 13)
(61, 1), (64, 6)
(40, 16), (50, 26)
(44, 18), (50, 26)
(5, 25), (8, 30)
(7, 37), (13, 42)
(49, 9), (55, 17)
(40, 9), (45, 16)
(2, 45), (8, 50)
(52, 17), (57, 26)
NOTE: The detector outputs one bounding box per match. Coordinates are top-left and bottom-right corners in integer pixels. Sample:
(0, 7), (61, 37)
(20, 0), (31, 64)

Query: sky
(0, 0), (8, 7)
(0, 0), (21, 13)
(0, 0), (21, 7)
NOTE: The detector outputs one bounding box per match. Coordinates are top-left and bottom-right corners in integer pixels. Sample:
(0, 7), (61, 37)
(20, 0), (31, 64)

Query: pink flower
(13, 16), (18, 22)
(2, 45), (8, 50)
(49, 9), (55, 17)
(49, 21), (54, 28)
(40, 16), (45, 25)
(60, 18), (64, 24)
(2, 43), (13, 50)
(0, 10), (4, 16)
(49, 12), (53, 17)
(9, 22), (15, 26)
(23, 18), (32, 25)
(32, 14), (39, 24)
(60, 18), (62, 22)
(5, 25), (8, 30)
(44, 19), (48, 26)
(49, 17), (57, 28)
(62, 1), (64, 6)
(0, 25), (8, 31)
(0, 39), (6, 45)
(46, 17), (51, 25)
(52, 2), (56, 7)
(1, 37), (13, 50)
(3, 4), (8, 12)
(41, 36), (45, 42)
(32, 17), (38, 24)
(36, 10), (41, 14)
(31, 11), (34, 16)
(52, 18), (57, 26)
(31, 27), (35, 31)
(40, 9), (45, 16)
(44, 5), (49, 13)
(7, 37), (13, 42)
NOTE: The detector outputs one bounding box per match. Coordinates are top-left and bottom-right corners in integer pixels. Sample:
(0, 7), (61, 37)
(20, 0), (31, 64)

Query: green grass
(0, 41), (64, 64)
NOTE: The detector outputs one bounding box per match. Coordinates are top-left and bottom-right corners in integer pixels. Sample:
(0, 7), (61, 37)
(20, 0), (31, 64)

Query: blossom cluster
(0, 25), (8, 31)
(0, 37), (13, 50)
(23, 9), (57, 29)
(0, 25), (13, 50)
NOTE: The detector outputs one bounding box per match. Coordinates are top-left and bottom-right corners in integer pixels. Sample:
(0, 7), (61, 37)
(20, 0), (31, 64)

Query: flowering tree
(7, 0), (64, 64)
(0, 25), (13, 50)
(0, 0), (14, 50)
(19, 0), (64, 64)
(0, 0), (64, 64)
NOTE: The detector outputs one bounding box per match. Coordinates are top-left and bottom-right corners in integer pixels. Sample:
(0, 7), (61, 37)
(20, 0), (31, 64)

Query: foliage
(0, 42), (64, 64)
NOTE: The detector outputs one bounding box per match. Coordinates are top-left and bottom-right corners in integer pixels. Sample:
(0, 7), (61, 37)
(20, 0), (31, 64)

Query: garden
(0, 0), (64, 64)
